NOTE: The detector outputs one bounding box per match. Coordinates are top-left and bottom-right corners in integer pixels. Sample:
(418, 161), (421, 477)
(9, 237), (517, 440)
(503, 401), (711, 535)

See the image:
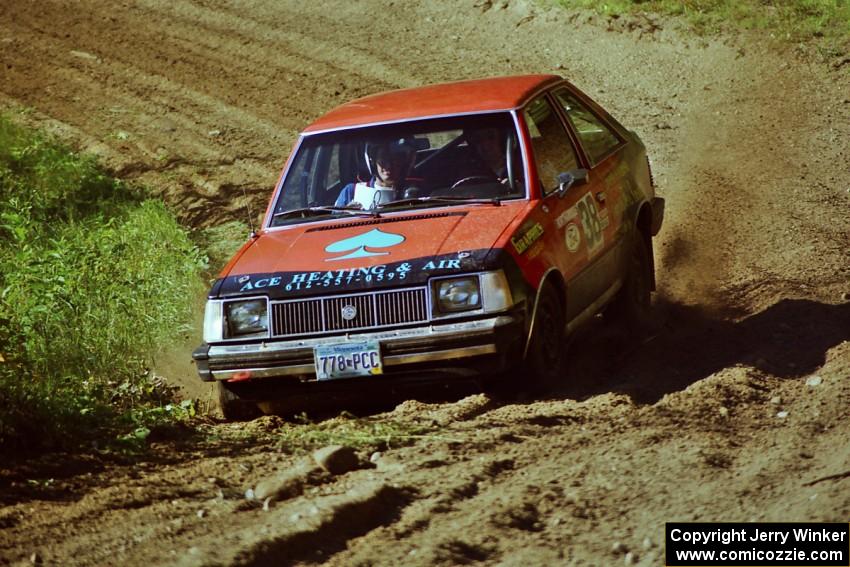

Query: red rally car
(192, 74), (665, 417)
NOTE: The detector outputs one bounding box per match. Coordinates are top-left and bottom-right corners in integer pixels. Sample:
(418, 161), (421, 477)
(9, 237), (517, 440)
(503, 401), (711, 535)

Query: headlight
(203, 300), (223, 343)
(480, 270), (513, 313)
(433, 276), (481, 313)
(431, 271), (514, 317)
(224, 298), (269, 339)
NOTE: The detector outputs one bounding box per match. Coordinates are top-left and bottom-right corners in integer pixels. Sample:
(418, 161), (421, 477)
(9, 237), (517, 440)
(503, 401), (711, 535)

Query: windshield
(269, 113), (525, 227)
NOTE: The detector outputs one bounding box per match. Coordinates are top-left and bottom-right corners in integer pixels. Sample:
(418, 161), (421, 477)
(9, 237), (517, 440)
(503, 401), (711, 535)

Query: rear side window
(553, 89), (621, 165)
(523, 96), (579, 194)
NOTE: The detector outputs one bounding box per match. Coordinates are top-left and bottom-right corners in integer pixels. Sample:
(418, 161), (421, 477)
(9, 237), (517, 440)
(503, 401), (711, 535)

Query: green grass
(551, 0), (850, 49)
(195, 219), (251, 274)
(0, 114), (207, 453)
(277, 413), (439, 453)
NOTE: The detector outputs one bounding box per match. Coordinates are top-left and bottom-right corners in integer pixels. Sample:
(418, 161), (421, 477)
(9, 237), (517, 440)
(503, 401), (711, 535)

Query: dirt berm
(0, 1), (848, 565)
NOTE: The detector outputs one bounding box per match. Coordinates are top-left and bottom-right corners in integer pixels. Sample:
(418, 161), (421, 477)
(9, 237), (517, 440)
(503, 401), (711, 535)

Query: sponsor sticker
(220, 249), (493, 299)
(575, 194), (605, 257)
(555, 208), (578, 229)
(239, 264), (411, 292)
(564, 222), (581, 252)
(557, 196), (605, 257)
(526, 240), (545, 260)
(511, 223), (544, 255)
(234, 258), (468, 293)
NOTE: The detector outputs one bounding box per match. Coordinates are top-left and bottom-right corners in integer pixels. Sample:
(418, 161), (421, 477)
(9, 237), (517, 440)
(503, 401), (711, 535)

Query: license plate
(314, 341), (383, 381)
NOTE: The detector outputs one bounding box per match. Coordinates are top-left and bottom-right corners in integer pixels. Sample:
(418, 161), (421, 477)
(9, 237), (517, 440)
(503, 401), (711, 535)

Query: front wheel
(217, 381), (261, 421)
(525, 283), (566, 388)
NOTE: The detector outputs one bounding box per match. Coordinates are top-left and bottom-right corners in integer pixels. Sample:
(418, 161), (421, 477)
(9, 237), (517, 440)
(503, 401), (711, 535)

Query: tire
(525, 283), (566, 388)
(217, 381), (261, 421)
(609, 234), (653, 335)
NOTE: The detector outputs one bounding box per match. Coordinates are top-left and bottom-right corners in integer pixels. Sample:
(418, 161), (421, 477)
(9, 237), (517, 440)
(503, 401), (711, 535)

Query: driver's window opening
(523, 96), (579, 195)
(271, 114), (526, 226)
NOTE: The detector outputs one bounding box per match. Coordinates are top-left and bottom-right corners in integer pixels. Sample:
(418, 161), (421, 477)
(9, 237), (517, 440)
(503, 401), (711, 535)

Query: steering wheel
(450, 174), (501, 190)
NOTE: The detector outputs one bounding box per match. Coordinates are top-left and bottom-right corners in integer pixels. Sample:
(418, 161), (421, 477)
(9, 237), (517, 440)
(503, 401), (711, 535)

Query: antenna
(241, 185), (257, 238)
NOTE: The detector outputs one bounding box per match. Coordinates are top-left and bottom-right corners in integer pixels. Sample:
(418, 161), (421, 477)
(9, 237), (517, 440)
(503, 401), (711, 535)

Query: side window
(553, 89), (621, 165)
(523, 96), (579, 194)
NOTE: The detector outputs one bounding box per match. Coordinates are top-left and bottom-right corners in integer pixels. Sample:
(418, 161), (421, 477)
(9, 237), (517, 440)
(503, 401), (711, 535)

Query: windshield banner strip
(216, 249), (492, 300)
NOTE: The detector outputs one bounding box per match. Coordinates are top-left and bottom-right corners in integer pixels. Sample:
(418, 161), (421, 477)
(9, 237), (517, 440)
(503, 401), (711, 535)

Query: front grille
(270, 287), (428, 338)
(376, 288), (428, 325)
(271, 299), (322, 336)
(324, 293), (375, 331)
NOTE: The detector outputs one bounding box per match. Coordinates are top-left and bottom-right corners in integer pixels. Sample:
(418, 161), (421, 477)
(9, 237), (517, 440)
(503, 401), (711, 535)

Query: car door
(551, 87), (628, 296)
(521, 94), (609, 322)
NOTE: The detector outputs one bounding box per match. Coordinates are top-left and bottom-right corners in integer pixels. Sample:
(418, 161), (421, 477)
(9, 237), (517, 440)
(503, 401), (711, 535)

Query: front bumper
(192, 313), (523, 384)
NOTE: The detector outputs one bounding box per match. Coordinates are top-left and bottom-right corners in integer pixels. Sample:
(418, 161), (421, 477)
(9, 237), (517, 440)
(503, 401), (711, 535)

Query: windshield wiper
(273, 206), (380, 220)
(378, 196), (501, 209)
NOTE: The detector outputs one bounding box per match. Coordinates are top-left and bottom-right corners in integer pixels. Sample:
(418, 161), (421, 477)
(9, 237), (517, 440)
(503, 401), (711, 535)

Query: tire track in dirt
(1, 8), (274, 227)
(0, 0), (425, 226)
(138, 0), (419, 91)
(174, 483), (412, 567)
(318, 355), (850, 566)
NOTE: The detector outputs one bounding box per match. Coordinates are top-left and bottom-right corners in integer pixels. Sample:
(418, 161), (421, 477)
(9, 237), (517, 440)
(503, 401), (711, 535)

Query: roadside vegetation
(553, 0), (850, 55)
(0, 115), (206, 454)
(278, 413), (438, 453)
(196, 219), (250, 274)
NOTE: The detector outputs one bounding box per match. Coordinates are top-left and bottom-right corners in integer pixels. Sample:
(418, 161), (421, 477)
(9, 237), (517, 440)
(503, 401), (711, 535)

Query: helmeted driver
(466, 127), (508, 181)
(334, 138), (422, 208)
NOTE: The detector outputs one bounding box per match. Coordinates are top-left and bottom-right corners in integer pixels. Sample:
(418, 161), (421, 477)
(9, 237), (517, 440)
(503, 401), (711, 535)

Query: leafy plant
(195, 219), (251, 274)
(0, 114), (206, 453)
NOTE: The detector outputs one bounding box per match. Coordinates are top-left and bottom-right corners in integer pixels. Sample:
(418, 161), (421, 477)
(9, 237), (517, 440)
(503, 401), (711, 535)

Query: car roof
(303, 74), (563, 133)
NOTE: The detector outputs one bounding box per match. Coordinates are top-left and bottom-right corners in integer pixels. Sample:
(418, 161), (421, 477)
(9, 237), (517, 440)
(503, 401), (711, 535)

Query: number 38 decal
(575, 193), (604, 256)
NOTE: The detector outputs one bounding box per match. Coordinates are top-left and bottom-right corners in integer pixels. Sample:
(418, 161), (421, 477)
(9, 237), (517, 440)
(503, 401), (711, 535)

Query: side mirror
(557, 168), (589, 197)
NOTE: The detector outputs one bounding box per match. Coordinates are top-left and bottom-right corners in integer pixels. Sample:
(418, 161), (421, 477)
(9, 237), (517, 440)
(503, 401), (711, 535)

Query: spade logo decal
(325, 228), (405, 261)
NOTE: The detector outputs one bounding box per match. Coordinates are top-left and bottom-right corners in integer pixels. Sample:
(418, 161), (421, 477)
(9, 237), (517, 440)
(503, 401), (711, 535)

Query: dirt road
(1, 1), (848, 565)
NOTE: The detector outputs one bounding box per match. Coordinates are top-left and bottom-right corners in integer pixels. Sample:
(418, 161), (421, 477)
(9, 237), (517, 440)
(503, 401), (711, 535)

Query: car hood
(213, 203), (525, 299)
